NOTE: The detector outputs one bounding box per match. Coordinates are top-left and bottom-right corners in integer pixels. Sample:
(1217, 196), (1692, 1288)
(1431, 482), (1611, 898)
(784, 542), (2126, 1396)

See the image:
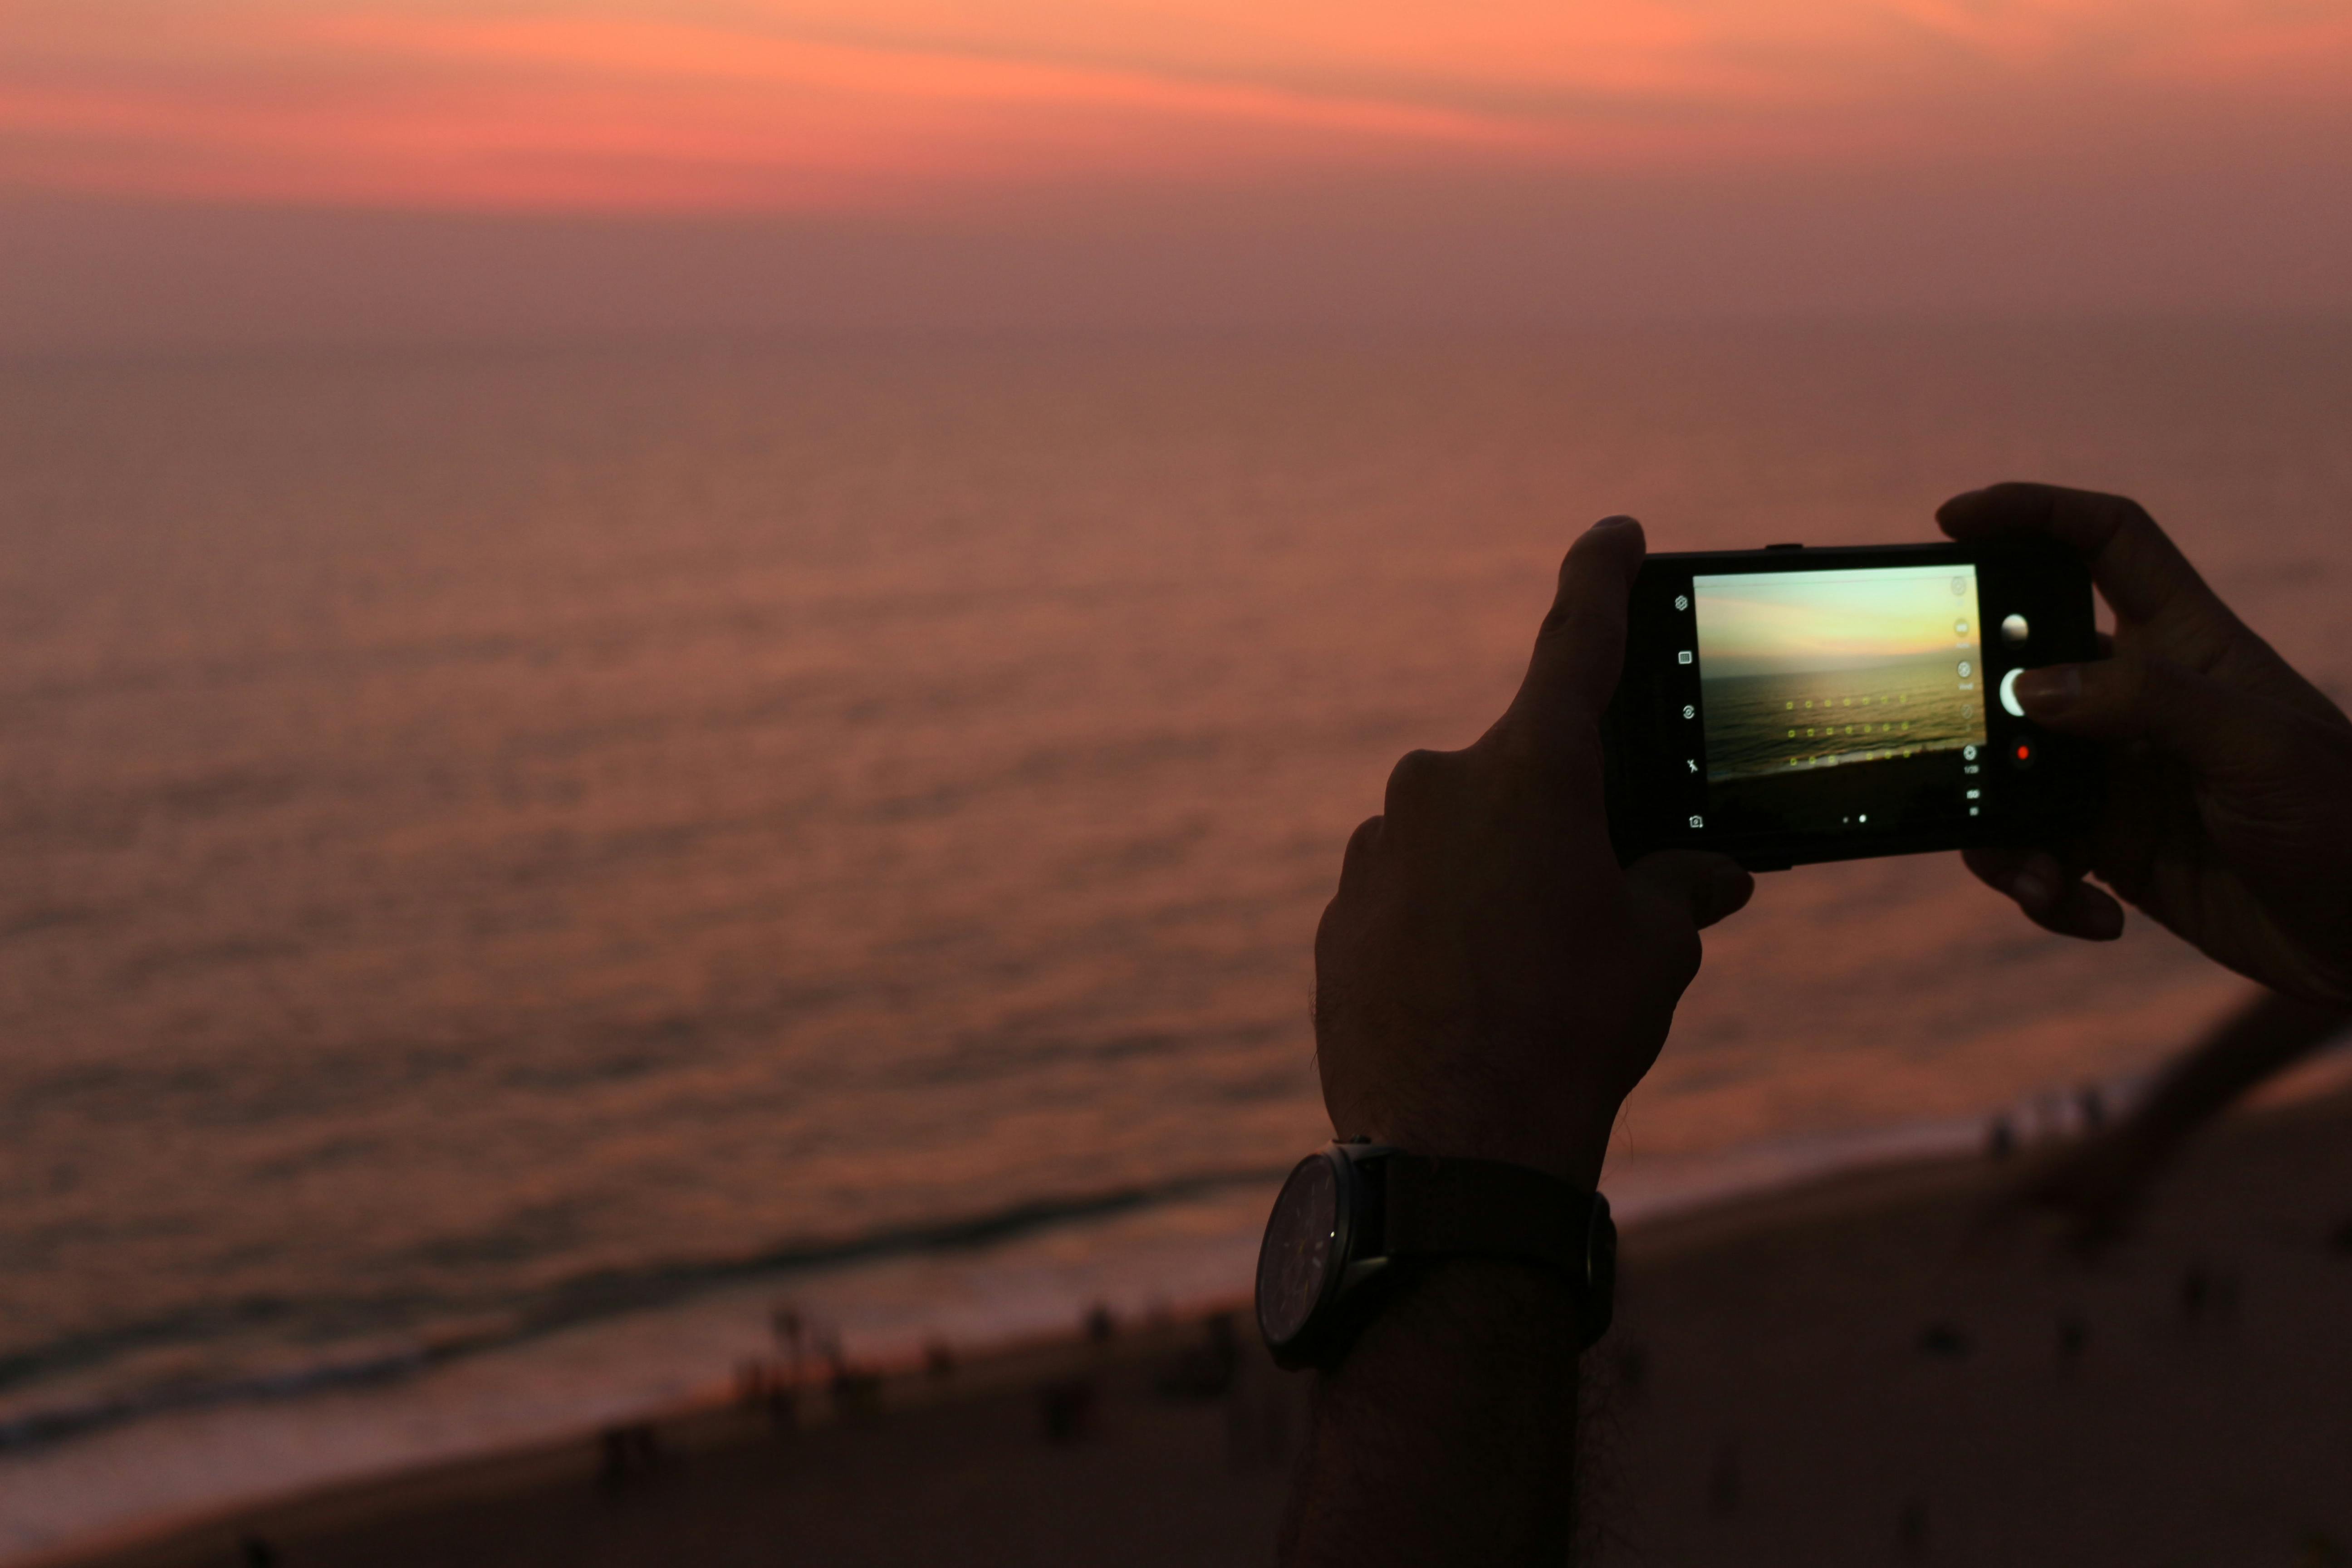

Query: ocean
(2, 323), (2346, 1557)
(1699, 657), (1984, 781)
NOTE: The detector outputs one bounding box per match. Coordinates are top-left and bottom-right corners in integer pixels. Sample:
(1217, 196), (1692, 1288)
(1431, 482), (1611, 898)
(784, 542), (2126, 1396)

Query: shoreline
(20, 1055), (2352, 1568)
(18, 1297), (1276, 1568)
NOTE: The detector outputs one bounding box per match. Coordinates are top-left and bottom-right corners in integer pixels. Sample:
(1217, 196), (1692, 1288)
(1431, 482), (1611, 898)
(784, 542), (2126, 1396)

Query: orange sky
(6, 0), (2351, 212)
(5, 2), (2349, 347)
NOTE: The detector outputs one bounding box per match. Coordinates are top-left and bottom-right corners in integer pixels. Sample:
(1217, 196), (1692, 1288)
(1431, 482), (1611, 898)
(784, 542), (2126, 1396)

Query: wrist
(1331, 1257), (1583, 1384)
(1258, 1144), (1617, 1372)
(1343, 1095), (1620, 1189)
(1287, 1260), (1582, 1567)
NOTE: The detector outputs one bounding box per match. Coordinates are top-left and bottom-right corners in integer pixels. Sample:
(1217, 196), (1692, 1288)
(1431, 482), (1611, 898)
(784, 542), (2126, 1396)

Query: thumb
(1625, 850), (1755, 933)
(2011, 653), (2287, 777)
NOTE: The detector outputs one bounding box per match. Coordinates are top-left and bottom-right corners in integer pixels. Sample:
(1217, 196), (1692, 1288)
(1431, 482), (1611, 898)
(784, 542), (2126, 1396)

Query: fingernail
(2013, 665), (2081, 715)
(2011, 867), (2054, 908)
(1697, 864), (1754, 923)
(1591, 514), (1640, 531)
(1934, 489), (1988, 523)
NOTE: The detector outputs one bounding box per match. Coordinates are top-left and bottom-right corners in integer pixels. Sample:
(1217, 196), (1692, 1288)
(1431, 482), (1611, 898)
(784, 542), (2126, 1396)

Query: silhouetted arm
(1281, 1265), (1581, 1567)
(2128, 991), (2352, 1137)
(2018, 990), (2352, 1249)
(1284, 518), (1753, 1566)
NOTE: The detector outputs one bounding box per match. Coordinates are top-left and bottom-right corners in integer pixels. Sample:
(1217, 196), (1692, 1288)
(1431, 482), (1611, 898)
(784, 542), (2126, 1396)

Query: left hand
(1312, 516), (1756, 1190)
(1939, 483), (2352, 1004)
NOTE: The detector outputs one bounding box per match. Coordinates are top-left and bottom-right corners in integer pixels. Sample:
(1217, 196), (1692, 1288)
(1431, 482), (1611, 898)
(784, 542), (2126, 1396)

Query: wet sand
(37, 1087), (2352, 1568)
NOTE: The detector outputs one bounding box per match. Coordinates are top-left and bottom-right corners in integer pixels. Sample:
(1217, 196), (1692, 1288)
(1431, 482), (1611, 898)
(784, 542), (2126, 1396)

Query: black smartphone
(1602, 539), (2101, 871)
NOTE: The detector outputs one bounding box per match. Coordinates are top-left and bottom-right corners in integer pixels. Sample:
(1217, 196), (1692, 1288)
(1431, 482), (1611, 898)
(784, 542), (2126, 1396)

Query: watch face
(1583, 1193), (1617, 1344)
(1256, 1153), (1340, 1346)
(1588, 1196), (1617, 1282)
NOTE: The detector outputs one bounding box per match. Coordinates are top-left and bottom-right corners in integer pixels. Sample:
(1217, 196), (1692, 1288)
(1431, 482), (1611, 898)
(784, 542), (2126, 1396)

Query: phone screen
(1606, 539), (2094, 869)
(1688, 564), (1991, 836)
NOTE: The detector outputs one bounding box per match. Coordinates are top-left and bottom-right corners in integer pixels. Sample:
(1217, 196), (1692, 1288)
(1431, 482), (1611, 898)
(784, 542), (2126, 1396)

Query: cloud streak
(1, 1), (2347, 211)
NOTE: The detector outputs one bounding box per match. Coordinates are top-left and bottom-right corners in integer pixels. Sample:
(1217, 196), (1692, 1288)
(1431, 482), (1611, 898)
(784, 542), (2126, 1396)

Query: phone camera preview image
(1689, 566), (1990, 837)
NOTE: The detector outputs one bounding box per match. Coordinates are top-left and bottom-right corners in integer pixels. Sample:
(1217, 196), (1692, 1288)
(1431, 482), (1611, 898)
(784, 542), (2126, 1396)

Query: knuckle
(1382, 747), (1462, 816)
(1654, 920), (1705, 992)
(1535, 595), (1580, 644)
(1485, 706), (1594, 777)
(2128, 651), (2188, 708)
(1480, 715), (1545, 774)
(2098, 490), (2163, 546)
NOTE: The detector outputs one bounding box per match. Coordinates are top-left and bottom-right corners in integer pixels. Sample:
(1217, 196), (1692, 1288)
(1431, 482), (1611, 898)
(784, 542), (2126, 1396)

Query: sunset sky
(1695, 566), (1982, 677)
(5, 1), (2350, 343)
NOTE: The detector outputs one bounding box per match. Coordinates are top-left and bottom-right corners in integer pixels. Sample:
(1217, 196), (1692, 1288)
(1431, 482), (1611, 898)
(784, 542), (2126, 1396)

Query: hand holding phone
(1938, 484), (2352, 1006)
(1319, 518), (1754, 1189)
(1602, 535), (2100, 871)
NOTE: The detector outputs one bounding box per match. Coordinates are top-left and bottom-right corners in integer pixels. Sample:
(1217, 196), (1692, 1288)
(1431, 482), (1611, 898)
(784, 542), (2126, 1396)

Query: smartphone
(1602, 539), (2101, 871)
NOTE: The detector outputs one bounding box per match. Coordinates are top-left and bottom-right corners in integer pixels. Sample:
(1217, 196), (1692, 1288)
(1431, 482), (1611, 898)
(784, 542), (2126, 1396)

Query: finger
(1505, 515), (1645, 731)
(1962, 846), (2125, 940)
(1335, 814), (1384, 897)
(1624, 850), (1755, 932)
(1936, 483), (2234, 649)
(2009, 651), (2302, 784)
(1962, 845), (2059, 909)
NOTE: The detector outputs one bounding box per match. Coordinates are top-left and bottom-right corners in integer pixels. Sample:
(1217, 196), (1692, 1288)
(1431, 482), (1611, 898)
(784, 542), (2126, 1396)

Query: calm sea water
(2, 324), (2347, 1554)
(1701, 657), (1984, 780)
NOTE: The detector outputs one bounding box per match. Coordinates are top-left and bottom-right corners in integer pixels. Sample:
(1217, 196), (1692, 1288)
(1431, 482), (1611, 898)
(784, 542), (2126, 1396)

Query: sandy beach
(1595, 1083), (2352, 1565)
(32, 1083), (2351, 1568)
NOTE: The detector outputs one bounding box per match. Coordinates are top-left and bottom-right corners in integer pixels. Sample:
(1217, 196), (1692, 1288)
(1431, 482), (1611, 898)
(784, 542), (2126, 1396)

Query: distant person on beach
(1279, 484), (2352, 1565)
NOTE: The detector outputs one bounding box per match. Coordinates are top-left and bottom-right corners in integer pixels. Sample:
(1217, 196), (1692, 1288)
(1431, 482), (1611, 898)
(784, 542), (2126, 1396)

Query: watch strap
(1382, 1154), (1586, 1269)
(1378, 1153), (1614, 1347)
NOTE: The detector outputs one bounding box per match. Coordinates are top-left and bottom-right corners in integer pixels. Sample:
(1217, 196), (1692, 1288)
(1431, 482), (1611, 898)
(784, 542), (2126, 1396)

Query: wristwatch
(1254, 1140), (1616, 1371)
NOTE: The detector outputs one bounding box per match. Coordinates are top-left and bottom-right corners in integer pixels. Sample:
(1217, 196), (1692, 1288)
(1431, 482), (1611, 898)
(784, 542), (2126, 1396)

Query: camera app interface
(1690, 565), (1989, 834)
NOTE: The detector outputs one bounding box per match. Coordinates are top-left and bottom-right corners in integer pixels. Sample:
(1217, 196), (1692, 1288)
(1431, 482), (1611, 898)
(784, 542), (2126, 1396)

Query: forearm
(1280, 1262), (1584, 1568)
(2129, 993), (2352, 1142)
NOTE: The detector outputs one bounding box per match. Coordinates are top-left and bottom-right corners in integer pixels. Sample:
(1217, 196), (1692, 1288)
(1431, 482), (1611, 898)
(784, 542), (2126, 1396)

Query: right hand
(1312, 517), (1754, 1191)
(1937, 483), (2352, 1005)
